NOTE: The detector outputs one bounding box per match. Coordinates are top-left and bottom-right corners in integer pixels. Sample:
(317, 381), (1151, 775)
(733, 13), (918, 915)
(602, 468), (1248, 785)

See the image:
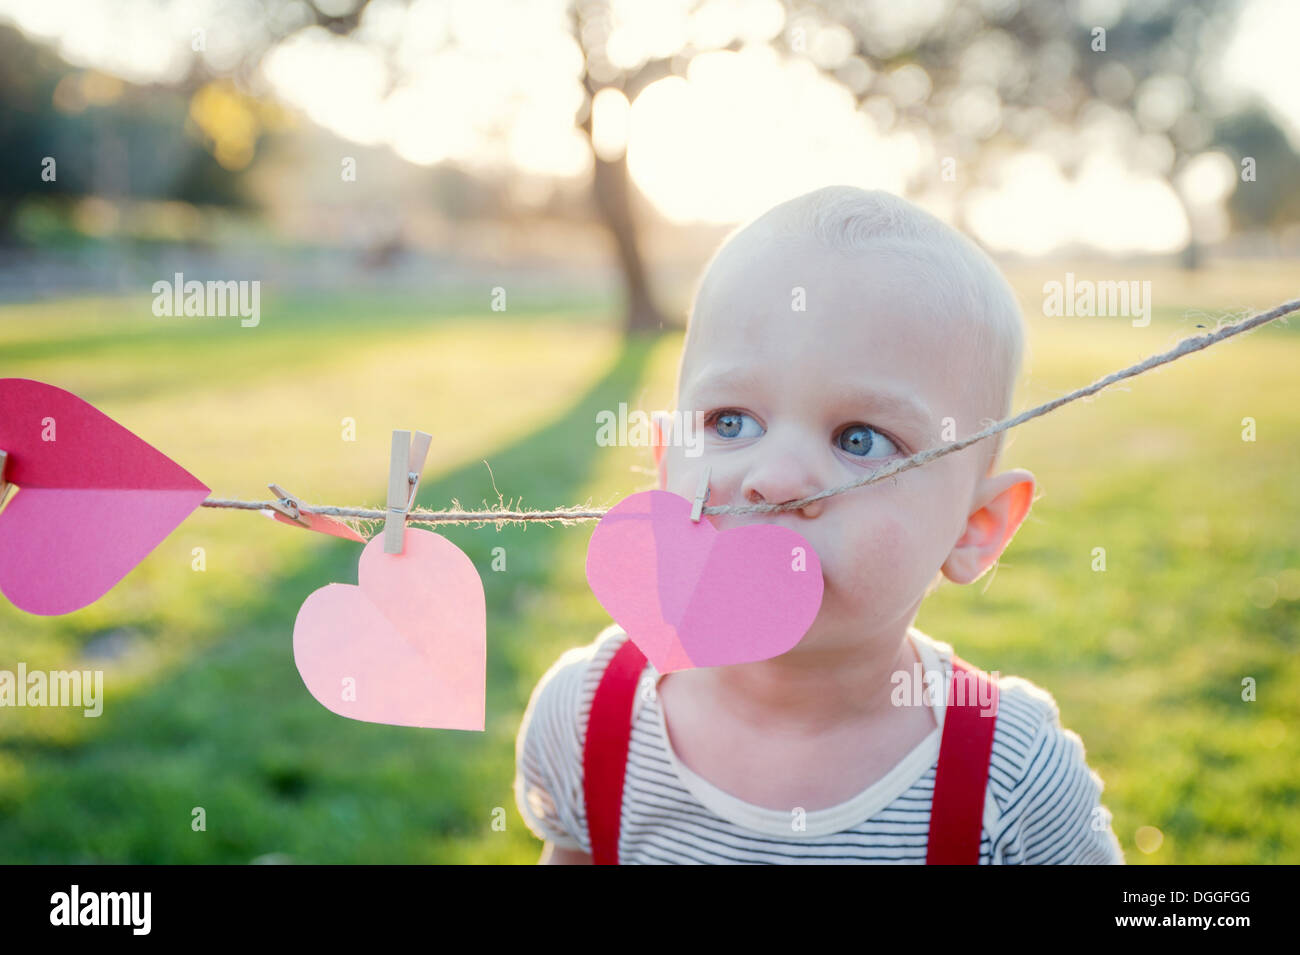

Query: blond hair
(679, 185), (1026, 476)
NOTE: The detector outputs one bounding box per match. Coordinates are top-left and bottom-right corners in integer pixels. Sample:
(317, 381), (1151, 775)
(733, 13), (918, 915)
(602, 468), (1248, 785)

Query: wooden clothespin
(0, 450), (14, 514)
(384, 429), (433, 554)
(264, 482), (366, 543)
(690, 464), (711, 523)
(266, 483), (311, 528)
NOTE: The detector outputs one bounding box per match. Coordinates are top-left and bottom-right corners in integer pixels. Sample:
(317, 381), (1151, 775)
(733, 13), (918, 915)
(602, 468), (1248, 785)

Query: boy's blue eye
(713, 412), (763, 439)
(838, 424), (899, 458)
(707, 413), (898, 456)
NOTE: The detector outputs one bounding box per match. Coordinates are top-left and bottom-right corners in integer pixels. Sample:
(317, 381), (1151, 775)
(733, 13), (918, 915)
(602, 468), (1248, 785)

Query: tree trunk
(569, 0), (671, 338)
(1175, 185), (1203, 271)
(590, 147), (666, 335)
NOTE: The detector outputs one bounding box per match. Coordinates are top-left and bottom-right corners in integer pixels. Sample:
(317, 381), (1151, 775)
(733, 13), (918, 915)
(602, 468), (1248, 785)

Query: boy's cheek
(819, 516), (905, 583)
(821, 516), (933, 607)
(850, 512), (906, 563)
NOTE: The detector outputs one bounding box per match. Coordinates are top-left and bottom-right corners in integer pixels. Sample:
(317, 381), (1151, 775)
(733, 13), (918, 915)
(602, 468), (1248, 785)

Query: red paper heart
(0, 378), (210, 615)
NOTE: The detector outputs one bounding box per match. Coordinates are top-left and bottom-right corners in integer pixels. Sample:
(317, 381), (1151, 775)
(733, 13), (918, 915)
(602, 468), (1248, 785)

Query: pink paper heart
(292, 529), (486, 730)
(0, 378), (210, 615)
(586, 490), (824, 672)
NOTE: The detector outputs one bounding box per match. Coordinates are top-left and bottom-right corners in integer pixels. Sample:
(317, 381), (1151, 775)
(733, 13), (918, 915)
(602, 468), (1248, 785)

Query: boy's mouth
(711, 512), (813, 535)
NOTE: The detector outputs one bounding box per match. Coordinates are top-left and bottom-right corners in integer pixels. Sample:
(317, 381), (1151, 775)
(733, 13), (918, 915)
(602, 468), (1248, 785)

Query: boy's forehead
(696, 235), (956, 337)
(684, 239), (980, 408)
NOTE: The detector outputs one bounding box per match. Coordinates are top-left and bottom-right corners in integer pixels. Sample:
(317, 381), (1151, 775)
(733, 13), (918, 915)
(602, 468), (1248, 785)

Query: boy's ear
(941, 469), (1036, 585)
(651, 412), (669, 490)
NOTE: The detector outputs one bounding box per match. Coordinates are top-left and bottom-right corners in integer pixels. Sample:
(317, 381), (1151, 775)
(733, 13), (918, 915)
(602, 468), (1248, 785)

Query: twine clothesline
(200, 297), (1299, 528)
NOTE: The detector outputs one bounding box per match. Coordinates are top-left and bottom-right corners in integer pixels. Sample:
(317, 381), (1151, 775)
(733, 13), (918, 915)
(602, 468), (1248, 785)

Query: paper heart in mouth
(586, 490), (824, 673)
(0, 378), (211, 615)
(292, 529), (486, 730)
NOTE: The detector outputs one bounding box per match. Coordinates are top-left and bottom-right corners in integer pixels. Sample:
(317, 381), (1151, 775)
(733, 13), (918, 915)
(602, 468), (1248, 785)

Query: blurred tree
(230, 0), (677, 333)
(0, 25), (252, 245)
(568, 0), (686, 334)
(1215, 106), (1300, 235)
(0, 25), (66, 240)
(205, 0), (1296, 325)
(561, 0), (1295, 315)
(789, 0), (1293, 269)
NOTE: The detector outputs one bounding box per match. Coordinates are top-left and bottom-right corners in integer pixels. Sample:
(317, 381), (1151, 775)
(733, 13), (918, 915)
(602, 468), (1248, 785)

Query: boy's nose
(739, 457), (826, 519)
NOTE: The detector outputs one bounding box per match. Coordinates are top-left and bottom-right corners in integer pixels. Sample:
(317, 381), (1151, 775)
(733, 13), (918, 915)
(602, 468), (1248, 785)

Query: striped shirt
(514, 624), (1126, 864)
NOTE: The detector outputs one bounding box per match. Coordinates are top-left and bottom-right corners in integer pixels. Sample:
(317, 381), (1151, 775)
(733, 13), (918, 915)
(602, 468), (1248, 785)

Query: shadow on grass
(0, 333), (660, 863)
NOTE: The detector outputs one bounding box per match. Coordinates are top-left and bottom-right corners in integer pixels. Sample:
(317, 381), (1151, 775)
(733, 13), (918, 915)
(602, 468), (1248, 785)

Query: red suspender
(583, 638), (649, 865)
(583, 639), (998, 865)
(926, 655), (999, 865)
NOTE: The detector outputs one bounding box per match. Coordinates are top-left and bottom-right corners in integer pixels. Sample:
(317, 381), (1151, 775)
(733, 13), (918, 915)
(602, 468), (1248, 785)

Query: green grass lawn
(0, 275), (1297, 863)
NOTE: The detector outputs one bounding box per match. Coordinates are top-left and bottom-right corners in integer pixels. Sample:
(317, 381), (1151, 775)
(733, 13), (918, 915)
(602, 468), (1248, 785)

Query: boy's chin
(812, 584), (912, 635)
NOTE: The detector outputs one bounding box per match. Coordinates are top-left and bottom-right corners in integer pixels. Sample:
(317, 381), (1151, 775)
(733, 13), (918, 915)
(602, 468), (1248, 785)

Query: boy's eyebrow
(686, 365), (935, 433)
(823, 383), (935, 432)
